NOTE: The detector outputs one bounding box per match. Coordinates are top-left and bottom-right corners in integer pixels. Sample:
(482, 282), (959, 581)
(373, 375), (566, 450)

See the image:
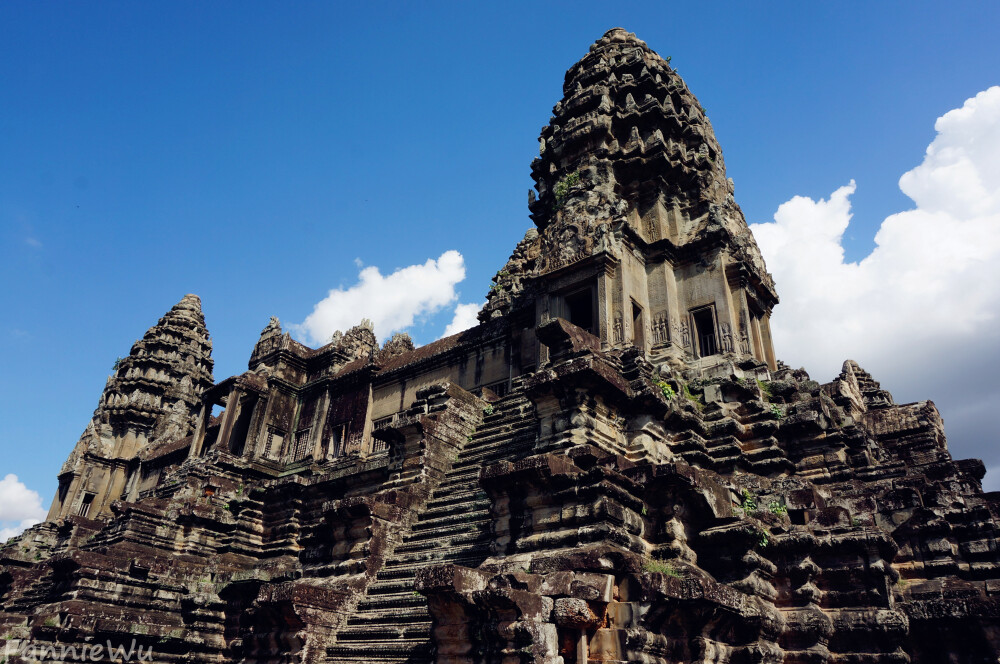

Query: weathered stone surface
(2, 26), (998, 664)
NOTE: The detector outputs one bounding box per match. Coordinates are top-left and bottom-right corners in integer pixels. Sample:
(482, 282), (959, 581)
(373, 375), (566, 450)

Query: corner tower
(47, 294), (214, 520)
(483, 28), (778, 372)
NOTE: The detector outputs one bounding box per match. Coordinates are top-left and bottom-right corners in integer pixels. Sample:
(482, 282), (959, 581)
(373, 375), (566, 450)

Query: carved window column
(719, 257), (744, 355)
(736, 288), (756, 359)
(597, 260), (617, 350)
(188, 401), (210, 459)
(241, 397), (265, 459)
(311, 389), (332, 460)
(214, 387), (241, 454)
(758, 314), (777, 370)
(359, 382), (377, 458)
(250, 385), (277, 460)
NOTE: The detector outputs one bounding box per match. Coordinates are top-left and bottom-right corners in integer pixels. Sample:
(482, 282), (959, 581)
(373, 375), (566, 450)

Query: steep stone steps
(325, 389), (537, 664)
(411, 501), (491, 525)
(394, 531), (493, 554)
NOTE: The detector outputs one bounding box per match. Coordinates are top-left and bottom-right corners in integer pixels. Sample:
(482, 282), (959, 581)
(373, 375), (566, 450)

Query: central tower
(481, 28), (778, 373)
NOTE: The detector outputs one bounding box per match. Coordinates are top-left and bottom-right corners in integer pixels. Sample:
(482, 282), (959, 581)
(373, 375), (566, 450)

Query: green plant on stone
(553, 171), (581, 209)
(483, 404), (494, 416)
(768, 500), (787, 516)
(43, 618), (58, 627)
(757, 530), (770, 548)
(683, 383), (703, 409)
(112, 357), (124, 373)
(641, 506), (648, 516)
(739, 489), (757, 515)
(757, 378), (773, 399)
(769, 404), (784, 420)
(642, 558), (682, 577)
(654, 380), (676, 400)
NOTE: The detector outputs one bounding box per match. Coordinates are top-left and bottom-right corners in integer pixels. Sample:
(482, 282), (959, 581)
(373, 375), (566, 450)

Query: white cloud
(1, 519), (42, 542)
(0, 473), (46, 540)
(294, 250), (468, 345)
(442, 302), (486, 338)
(750, 86), (1000, 480)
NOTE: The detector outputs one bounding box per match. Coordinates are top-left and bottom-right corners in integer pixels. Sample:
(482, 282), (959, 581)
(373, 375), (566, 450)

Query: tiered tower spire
(484, 28), (778, 371)
(48, 294), (214, 520)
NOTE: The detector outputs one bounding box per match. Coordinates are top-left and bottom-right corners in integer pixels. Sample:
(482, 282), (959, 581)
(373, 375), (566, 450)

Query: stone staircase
(326, 388), (537, 664)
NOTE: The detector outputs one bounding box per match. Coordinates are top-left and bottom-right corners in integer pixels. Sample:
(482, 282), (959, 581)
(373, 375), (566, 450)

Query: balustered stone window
(290, 428), (311, 462)
(690, 305), (718, 358)
(78, 493), (95, 518)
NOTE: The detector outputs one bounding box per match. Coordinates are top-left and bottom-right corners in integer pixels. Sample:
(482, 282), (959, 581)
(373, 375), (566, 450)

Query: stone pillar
(759, 314), (777, 370)
(311, 390), (332, 460)
(251, 390), (277, 459)
(188, 402), (210, 459)
(597, 262), (616, 351)
(214, 388), (241, 454)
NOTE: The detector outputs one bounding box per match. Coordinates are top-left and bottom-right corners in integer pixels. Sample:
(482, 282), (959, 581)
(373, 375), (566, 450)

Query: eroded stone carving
(721, 321), (734, 353)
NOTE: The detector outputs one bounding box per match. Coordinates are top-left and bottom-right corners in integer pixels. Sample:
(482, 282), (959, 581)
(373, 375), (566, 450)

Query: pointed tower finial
(48, 294), (214, 522)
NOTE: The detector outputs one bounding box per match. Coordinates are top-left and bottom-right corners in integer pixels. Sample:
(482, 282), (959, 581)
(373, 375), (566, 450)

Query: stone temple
(3, 28), (999, 664)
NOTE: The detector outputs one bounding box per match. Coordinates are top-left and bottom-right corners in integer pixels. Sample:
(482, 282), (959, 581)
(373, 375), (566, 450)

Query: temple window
(565, 288), (594, 334)
(690, 306), (718, 357)
(228, 395), (256, 456)
(265, 427), (285, 460)
(329, 424), (347, 459)
(631, 299), (645, 349)
(78, 493), (95, 518)
(290, 428), (311, 462)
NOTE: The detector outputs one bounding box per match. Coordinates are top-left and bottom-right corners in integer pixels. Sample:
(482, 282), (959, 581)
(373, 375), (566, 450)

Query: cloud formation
(0, 473), (47, 540)
(294, 250), (468, 345)
(442, 302), (486, 338)
(750, 86), (1000, 486)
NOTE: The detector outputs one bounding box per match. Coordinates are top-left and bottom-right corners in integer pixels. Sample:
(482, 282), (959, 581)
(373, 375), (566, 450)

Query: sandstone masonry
(2, 28), (998, 664)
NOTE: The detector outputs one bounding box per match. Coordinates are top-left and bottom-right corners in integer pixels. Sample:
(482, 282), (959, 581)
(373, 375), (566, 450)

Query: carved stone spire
(526, 27), (774, 296)
(98, 293), (214, 442)
(50, 295), (214, 520)
(478, 29), (779, 371)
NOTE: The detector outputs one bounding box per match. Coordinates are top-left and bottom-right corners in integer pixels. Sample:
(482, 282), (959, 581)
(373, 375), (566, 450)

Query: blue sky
(2, 1), (999, 525)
